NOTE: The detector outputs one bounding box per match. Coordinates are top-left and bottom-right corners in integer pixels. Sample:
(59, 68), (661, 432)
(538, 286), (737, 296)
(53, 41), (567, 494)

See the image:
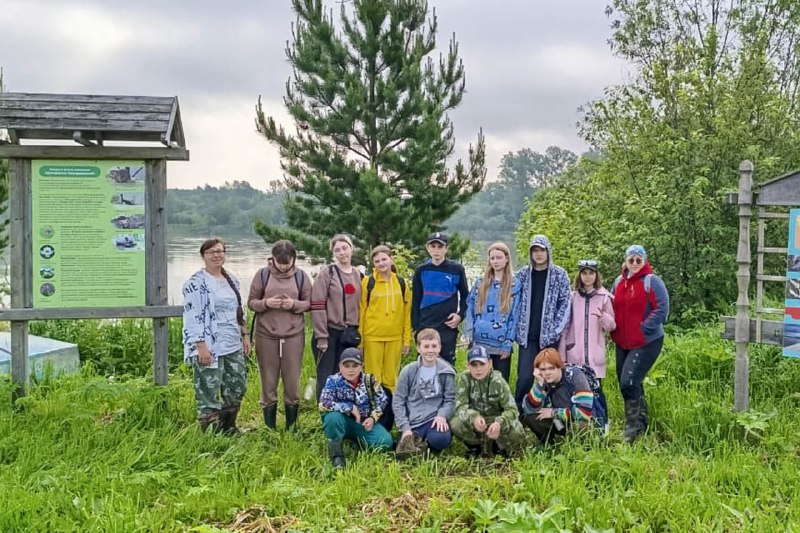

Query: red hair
(534, 348), (564, 369)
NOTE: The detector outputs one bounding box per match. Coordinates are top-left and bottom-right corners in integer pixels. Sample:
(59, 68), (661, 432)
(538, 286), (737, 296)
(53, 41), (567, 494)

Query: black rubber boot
(285, 404), (299, 431)
(198, 411), (221, 433)
(328, 439), (346, 469)
(623, 399), (642, 443)
(262, 404), (277, 430)
(639, 395), (649, 432)
(220, 405), (241, 435)
(464, 443), (482, 459)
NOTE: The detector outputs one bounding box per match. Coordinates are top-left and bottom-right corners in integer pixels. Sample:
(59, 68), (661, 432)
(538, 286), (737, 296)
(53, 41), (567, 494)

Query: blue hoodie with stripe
(411, 258), (469, 331)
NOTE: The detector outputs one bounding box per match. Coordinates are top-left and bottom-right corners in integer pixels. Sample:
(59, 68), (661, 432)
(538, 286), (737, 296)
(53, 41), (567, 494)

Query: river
(167, 235), (323, 305)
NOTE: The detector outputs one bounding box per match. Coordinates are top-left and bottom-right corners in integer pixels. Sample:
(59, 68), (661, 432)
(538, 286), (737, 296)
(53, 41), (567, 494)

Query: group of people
(182, 231), (669, 467)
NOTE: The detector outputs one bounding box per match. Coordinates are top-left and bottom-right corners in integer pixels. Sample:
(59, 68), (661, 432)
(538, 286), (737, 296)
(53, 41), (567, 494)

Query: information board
(785, 208), (800, 357)
(31, 160), (146, 307)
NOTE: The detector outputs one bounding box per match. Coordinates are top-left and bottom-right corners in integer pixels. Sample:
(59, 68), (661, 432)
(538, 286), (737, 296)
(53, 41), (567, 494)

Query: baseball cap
(426, 232), (449, 245)
(339, 347), (364, 365)
(467, 345), (490, 364)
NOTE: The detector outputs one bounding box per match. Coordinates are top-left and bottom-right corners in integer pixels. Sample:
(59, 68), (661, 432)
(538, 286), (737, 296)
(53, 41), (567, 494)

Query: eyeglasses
(578, 260), (598, 268)
(626, 257), (643, 265)
(204, 249), (225, 256)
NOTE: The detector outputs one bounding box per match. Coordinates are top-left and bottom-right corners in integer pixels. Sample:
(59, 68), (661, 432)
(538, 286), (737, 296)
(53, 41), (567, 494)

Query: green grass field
(2, 321), (799, 531)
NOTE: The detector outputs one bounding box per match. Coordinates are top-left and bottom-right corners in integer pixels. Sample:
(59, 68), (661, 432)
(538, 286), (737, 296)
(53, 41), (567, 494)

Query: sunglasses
(578, 259), (598, 268)
(626, 257), (644, 265)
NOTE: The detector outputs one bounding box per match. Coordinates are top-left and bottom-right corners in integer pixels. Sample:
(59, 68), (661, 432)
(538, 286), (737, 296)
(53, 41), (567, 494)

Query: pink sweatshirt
(559, 287), (616, 378)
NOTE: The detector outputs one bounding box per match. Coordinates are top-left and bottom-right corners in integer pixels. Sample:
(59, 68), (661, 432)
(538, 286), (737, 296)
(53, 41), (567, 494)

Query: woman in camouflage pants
(182, 238), (251, 434)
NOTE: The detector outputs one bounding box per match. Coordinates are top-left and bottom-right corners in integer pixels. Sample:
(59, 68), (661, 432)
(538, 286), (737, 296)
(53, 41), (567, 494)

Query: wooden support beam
(0, 144), (190, 161)
(0, 305), (183, 321)
(146, 159), (170, 386)
(8, 159), (32, 402)
(734, 161), (753, 412)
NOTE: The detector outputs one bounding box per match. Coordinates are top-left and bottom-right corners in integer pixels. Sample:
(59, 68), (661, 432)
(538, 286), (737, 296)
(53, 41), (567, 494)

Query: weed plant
(1, 322), (799, 531)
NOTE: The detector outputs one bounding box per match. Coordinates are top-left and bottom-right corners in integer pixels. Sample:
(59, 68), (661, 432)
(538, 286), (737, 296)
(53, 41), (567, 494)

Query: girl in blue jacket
(464, 242), (521, 382)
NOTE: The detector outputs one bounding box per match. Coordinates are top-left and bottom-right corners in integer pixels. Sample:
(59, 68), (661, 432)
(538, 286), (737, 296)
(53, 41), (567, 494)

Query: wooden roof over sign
(757, 168), (800, 206)
(0, 93), (185, 148)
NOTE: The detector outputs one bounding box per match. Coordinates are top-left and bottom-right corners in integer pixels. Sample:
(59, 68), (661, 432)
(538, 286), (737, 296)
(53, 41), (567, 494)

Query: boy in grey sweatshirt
(392, 329), (456, 457)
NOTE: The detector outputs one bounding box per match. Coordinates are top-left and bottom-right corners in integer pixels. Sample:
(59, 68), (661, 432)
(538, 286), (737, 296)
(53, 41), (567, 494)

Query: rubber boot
(639, 395), (649, 433)
(262, 404), (277, 430)
(623, 398), (641, 443)
(464, 443), (482, 459)
(198, 411), (220, 433)
(328, 439), (346, 469)
(220, 405), (241, 435)
(285, 403), (299, 431)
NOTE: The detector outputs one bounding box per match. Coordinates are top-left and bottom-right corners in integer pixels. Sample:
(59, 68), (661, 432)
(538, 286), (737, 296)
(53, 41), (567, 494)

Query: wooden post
(734, 160), (753, 412)
(8, 159), (32, 402)
(146, 159), (169, 386)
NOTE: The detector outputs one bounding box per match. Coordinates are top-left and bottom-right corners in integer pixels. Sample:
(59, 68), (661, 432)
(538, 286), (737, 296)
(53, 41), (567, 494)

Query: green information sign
(31, 160), (147, 307)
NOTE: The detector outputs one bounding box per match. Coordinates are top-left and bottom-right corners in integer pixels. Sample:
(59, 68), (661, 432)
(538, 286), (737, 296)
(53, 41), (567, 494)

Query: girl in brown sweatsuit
(311, 234), (362, 400)
(248, 240), (312, 430)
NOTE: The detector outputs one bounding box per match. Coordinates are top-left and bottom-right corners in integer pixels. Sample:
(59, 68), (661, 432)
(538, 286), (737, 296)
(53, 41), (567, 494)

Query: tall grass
(1, 322), (799, 531)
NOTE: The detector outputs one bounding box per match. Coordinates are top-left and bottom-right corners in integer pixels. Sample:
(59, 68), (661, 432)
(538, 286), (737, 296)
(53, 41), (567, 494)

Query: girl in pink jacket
(559, 260), (615, 420)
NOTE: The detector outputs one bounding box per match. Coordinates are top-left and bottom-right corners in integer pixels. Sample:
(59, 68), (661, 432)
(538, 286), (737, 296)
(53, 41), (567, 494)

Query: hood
(415, 356), (457, 376)
(267, 258), (296, 279)
(528, 234), (552, 267)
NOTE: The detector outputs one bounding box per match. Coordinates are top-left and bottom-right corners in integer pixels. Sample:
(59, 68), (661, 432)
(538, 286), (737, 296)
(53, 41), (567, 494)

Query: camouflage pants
(450, 415), (526, 451)
(193, 350), (247, 419)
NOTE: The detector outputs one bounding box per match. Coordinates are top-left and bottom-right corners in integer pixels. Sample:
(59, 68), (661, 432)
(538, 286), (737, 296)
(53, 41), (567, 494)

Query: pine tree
(255, 0), (486, 261)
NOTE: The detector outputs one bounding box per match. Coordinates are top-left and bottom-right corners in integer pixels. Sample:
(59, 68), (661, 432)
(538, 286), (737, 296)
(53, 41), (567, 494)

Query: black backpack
(249, 267), (305, 343)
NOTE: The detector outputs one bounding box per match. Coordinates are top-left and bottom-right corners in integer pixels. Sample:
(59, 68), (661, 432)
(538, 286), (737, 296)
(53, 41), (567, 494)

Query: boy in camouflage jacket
(451, 346), (525, 456)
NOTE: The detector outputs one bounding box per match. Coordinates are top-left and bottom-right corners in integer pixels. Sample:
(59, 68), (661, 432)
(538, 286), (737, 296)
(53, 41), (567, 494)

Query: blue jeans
(412, 421), (452, 451)
(322, 411), (394, 451)
(615, 336), (664, 401)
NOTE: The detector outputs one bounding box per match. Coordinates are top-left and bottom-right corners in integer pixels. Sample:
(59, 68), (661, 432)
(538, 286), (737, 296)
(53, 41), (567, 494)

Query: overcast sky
(1, 0), (629, 190)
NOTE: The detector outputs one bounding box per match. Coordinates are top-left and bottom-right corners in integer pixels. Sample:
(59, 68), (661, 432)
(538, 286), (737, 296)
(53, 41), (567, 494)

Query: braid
(220, 267), (245, 326)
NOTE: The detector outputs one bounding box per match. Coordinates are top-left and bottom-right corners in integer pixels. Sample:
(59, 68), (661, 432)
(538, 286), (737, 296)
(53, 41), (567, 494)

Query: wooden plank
(0, 110), (172, 122)
(0, 93), (174, 105)
(0, 101), (173, 113)
(755, 307), (785, 315)
(758, 176), (800, 205)
(72, 131), (95, 147)
(0, 145), (190, 161)
(146, 159), (170, 386)
(0, 305), (183, 321)
(756, 274), (787, 282)
(757, 211), (790, 219)
(11, 129), (167, 144)
(161, 98), (179, 146)
(721, 316), (784, 345)
(2, 118), (169, 131)
(757, 246), (789, 254)
(8, 159), (31, 400)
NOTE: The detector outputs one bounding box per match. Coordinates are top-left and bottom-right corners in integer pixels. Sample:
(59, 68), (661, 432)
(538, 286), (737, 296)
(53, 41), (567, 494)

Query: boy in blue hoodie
(411, 232), (470, 366)
(392, 328), (456, 458)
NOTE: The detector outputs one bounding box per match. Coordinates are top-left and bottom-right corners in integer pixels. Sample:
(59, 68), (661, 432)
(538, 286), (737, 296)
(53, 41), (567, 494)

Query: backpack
(562, 364), (607, 429)
(249, 267), (305, 343)
(365, 273), (407, 307)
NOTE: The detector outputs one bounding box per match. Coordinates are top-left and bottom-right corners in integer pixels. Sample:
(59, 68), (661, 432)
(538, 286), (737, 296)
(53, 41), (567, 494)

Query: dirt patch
(358, 491), (459, 531)
(225, 505), (303, 532)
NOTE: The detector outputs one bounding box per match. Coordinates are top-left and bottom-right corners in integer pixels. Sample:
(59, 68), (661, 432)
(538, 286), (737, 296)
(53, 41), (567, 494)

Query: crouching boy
(393, 328), (456, 459)
(451, 345), (525, 457)
(319, 348), (394, 469)
(521, 348), (601, 444)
